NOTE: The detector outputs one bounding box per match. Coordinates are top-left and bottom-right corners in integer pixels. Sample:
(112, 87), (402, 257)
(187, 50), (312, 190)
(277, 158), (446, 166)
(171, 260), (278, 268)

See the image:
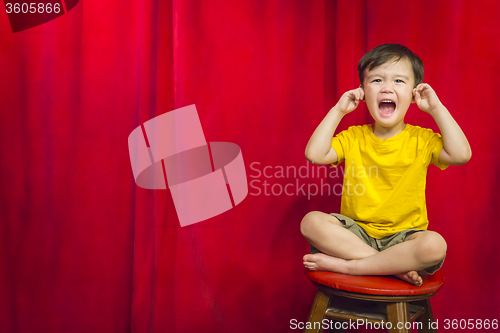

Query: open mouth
(378, 100), (396, 117)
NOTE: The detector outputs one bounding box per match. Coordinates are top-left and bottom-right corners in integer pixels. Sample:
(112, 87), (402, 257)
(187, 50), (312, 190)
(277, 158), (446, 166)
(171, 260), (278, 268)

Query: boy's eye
(372, 79), (381, 83)
(395, 79), (404, 83)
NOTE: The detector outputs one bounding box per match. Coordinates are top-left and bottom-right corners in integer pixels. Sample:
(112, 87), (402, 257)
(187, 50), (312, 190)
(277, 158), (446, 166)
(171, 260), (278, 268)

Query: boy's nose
(381, 83), (395, 93)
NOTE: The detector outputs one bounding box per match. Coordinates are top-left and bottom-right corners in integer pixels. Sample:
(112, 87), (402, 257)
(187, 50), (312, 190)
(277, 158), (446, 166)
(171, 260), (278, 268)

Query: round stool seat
(305, 269), (445, 296)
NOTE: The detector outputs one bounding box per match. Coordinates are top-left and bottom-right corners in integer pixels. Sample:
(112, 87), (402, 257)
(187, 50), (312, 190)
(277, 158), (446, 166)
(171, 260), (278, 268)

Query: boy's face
(362, 58), (415, 129)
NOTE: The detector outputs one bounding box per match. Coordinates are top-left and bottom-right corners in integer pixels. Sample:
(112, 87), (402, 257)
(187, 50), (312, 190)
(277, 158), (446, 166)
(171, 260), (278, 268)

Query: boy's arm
(305, 88), (364, 165)
(413, 84), (472, 165)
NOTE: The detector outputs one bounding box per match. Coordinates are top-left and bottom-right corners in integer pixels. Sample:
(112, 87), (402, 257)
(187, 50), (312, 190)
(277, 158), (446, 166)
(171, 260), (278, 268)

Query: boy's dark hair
(358, 44), (424, 87)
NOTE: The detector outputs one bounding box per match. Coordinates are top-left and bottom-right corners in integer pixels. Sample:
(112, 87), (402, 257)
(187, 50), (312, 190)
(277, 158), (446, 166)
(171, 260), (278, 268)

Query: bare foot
(394, 271), (423, 286)
(304, 253), (423, 287)
(303, 253), (350, 274)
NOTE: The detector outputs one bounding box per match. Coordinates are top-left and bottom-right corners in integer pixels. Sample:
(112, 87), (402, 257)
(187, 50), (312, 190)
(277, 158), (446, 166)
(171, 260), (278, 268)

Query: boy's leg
(300, 211), (378, 260)
(301, 212), (425, 285)
(304, 230), (447, 276)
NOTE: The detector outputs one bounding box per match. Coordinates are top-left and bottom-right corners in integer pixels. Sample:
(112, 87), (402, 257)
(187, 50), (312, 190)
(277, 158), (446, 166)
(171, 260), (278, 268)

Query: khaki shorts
(309, 213), (445, 275)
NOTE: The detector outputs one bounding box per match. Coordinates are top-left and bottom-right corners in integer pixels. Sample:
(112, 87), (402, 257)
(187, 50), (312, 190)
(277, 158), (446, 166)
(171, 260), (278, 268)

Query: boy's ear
(359, 85), (365, 101)
(411, 87), (416, 103)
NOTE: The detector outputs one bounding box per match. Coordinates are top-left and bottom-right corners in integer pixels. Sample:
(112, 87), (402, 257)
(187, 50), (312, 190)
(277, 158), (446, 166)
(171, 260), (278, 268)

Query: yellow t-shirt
(331, 124), (448, 239)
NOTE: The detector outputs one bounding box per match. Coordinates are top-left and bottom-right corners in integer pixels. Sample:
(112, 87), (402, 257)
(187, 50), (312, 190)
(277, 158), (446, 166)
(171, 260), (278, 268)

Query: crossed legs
(300, 211), (447, 286)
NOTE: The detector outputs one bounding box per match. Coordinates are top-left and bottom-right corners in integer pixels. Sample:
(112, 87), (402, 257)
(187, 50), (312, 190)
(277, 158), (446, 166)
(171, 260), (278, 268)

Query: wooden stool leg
(413, 299), (437, 333)
(305, 290), (330, 333)
(387, 302), (410, 333)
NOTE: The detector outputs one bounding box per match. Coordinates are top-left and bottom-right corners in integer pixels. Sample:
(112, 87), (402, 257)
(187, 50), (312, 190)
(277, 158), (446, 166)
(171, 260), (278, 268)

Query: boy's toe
(303, 254), (314, 262)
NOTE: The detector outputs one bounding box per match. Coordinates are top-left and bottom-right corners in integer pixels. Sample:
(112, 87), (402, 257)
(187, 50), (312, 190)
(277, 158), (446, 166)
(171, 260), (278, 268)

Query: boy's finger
(413, 89), (420, 100)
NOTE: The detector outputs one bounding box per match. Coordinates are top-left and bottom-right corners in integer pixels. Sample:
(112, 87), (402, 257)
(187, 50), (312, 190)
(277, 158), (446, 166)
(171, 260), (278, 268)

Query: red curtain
(1, 0), (498, 332)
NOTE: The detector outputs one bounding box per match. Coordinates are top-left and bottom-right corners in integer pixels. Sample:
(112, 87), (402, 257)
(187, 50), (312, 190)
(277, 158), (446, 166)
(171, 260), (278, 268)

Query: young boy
(301, 44), (471, 286)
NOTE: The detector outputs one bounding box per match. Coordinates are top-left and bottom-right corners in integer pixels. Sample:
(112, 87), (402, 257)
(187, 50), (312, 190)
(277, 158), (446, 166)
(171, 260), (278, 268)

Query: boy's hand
(335, 88), (365, 115)
(413, 83), (443, 115)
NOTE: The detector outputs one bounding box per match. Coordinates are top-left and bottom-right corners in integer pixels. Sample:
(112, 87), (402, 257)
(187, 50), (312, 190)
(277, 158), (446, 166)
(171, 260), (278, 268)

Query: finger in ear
(359, 86), (365, 101)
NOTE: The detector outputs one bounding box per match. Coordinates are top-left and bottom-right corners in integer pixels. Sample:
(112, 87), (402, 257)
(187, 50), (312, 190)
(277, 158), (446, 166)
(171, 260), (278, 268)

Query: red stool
(304, 269), (445, 333)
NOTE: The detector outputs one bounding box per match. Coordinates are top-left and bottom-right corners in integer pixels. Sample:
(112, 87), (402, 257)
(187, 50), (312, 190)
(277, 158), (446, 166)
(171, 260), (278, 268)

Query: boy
(301, 44), (471, 286)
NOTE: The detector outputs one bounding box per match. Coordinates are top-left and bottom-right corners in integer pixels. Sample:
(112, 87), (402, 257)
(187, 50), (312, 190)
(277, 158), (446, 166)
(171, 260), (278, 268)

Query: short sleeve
(330, 129), (352, 167)
(426, 132), (448, 170)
